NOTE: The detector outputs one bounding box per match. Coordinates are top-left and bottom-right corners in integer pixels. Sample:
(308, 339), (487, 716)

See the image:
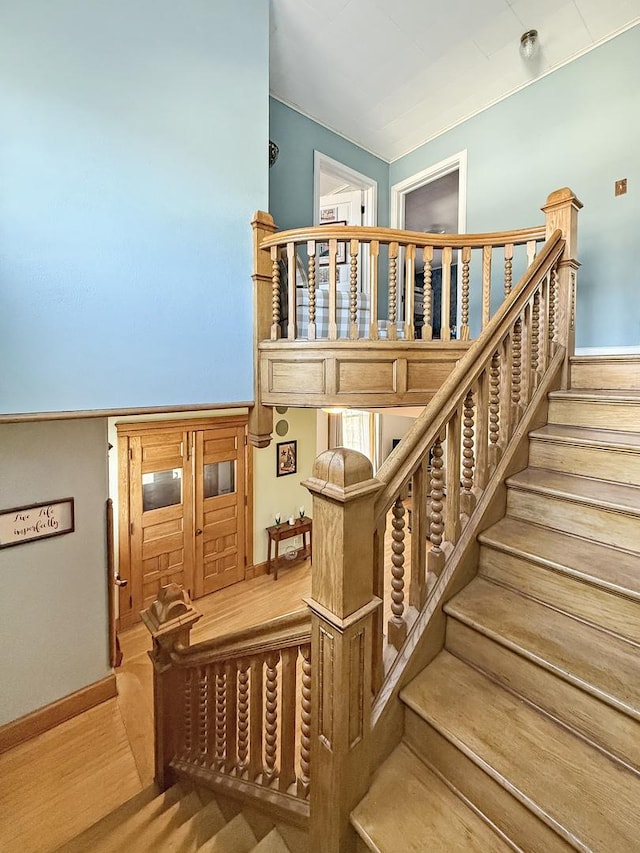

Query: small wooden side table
(266, 516), (312, 580)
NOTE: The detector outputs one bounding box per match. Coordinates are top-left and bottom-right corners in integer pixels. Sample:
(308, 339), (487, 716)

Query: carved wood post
(303, 449), (382, 853)
(249, 211), (277, 448)
(541, 189), (582, 389)
(142, 584), (202, 790)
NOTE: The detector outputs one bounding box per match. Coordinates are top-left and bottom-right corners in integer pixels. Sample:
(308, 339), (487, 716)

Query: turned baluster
(388, 242), (399, 340)
(369, 240), (380, 340)
(549, 267), (558, 352)
(410, 459), (428, 611)
(287, 242), (297, 340)
(428, 438), (445, 581)
(279, 647), (297, 792)
(307, 240), (317, 340)
(224, 662), (238, 774)
(489, 351), (502, 469)
(237, 660), (250, 774)
(198, 666), (209, 765)
(183, 667), (194, 761)
(474, 368), (490, 491)
(248, 659), (264, 782)
(531, 289), (541, 387)
(481, 245), (492, 330)
(328, 239), (338, 341)
(511, 316), (523, 425)
(460, 246), (471, 340)
(215, 666), (226, 769)
(440, 246), (452, 341)
(422, 246), (433, 340)
(349, 238), (359, 340)
(461, 389), (476, 516)
(526, 239), (537, 267)
(404, 244), (416, 341)
(445, 410), (461, 545)
(263, 651), (279, 785)
(270, 246), (281, 340)
(504, 243), (514, 296)
(388, 496), (407, 650)
(297, 643), (311, 799)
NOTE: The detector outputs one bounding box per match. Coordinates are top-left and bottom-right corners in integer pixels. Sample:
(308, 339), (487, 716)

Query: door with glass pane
(193, 424), (246, 597)
(129, 428), (193, 620)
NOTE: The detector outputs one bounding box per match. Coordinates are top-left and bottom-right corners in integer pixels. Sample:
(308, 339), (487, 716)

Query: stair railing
(143, 589), (312, 827)
(303, 188), (581, 852)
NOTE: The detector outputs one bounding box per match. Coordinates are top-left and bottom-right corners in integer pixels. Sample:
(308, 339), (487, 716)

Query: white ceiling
(270, 0), (640, 162)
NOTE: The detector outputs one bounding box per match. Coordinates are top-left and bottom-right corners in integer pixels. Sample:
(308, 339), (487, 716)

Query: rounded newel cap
(543, 187), (583, 210)
(303, 448), (381, 503)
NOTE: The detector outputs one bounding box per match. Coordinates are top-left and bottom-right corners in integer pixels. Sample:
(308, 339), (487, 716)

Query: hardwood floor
(0, 561), (311, 853)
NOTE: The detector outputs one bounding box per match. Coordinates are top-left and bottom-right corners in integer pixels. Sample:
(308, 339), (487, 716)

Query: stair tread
(549, 388), (640, 402)
(122, 791), (203, 853)
(162, 797), (226, 852)
(444, 577), (640, 717)
(402, 652), (640, 851)
(351, 742), (512, 852)
(506, 467), (640, 512)
(530, 423), (640, 451)
(197, 813), (257, 853)
(251, 828), (291, 853)
(479, 517), (640, 600)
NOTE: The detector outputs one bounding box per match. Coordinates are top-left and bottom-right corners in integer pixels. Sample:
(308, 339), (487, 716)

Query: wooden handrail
(260, 223), (546, 251)
(171, 607), (311, 664)
(374, 229), (565, 519)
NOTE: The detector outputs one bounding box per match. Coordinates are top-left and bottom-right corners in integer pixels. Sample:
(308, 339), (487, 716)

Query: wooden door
(193, 424), (246, 597)
(129, 428), (193, 621)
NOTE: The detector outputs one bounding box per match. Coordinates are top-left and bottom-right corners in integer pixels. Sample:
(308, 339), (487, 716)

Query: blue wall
(0, 0), (269, 414)
(269, 98), (389, 231)
(391, 27), (640, 348)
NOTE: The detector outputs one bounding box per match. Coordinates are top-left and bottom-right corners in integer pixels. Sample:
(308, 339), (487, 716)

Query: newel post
(249, 211), (277, 448)
(303, 449), (382, 853)
(542, 188), (583, 388)
(142, 583), (201, 790)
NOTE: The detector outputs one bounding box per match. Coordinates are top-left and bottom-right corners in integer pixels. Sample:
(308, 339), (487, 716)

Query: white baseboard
(575, 346), (640, 356)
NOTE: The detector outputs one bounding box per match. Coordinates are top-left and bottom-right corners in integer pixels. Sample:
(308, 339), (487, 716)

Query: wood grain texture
(570, 355), (640, 390)
(548, 389), (640, 432)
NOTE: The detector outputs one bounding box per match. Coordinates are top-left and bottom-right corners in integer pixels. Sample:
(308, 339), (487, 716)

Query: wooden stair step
(351, 742), (513, 852)
(479, 517), (640, 602)
(401, 652), (640, 852)
(161, 797), (227, 852)
(548, 389), (640, 432)
(478, 519), (640, 644)
(528, 424), (640, 486)
(251, 828), (292, 852)
(57, 783), (187, 853)
(444, 577), (640, 720)
(570, 355), (640, 390)
(197, 813), (257, 852)
(506, 468), (640, 552)
(119, 790), (203, 852)
(447, 618), (640, 773)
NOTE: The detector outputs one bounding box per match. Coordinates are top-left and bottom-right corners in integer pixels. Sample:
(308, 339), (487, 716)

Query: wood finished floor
(0, 561), (311, 853)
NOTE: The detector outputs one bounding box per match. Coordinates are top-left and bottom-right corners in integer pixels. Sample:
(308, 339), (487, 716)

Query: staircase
(352, 358), (640, 851)
(57, 779), (306, 852)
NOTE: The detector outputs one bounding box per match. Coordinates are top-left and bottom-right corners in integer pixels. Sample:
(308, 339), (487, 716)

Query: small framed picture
(320, 206), (338, 222)
(318, 220), (347, 266)
(276, 440), (297, 477)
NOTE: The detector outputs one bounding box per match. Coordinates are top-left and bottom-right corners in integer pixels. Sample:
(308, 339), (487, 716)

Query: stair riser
(403, 710), (573, 853)
(446, 620), (640, 772)
(548, 399), (640, 432)
(571, 360), (640, 391)
(478, 546), (640, 644)
(529, 439), (640, 487)
(507, 489), (640, 553)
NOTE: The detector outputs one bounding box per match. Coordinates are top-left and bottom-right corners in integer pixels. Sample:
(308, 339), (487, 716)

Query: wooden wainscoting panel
(268, 359), (326, 394)
(0, 674), (117, 754)
(337, 359), (397, 394)
(406, 359), (459, 394)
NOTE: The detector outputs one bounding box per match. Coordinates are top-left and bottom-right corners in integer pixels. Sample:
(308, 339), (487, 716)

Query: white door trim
(313, 151), (378, 227)
(390, 149), (467, 232)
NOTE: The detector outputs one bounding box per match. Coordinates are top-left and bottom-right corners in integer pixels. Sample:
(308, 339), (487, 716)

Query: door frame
(116, 414), (252, 629)
(389, 149), (467, 232)
(313, 151), (378, 227)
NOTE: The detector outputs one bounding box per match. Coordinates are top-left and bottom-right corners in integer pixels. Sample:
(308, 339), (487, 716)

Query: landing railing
(259, 224), (546, 342)
(144, 597), (311, 827)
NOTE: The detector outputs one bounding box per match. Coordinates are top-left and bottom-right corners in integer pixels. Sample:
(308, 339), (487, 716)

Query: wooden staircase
(352, 359), (640, 851)
(57, 779), (306, 852)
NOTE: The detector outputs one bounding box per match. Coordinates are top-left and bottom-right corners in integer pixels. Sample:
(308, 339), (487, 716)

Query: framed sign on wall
(0, 498), (75, 549)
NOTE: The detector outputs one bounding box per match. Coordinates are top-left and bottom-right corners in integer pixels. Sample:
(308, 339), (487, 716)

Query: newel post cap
(141, 583), (201, 655)
(303, 448), (381, 504)
(542, 187), (583, 213)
